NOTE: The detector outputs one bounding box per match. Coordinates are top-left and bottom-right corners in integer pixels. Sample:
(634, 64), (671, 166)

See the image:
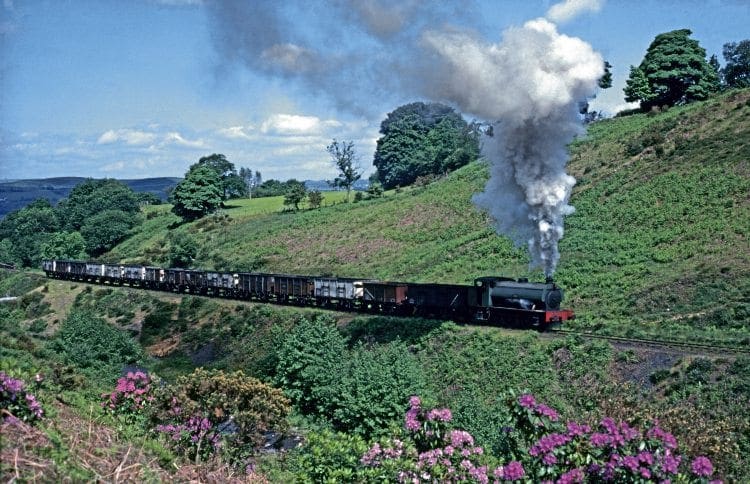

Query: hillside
(107, 89), (750, 344)
(3, 90), (749, 482)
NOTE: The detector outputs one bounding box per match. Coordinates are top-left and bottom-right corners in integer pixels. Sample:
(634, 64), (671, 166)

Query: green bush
(287, 430), (372, 483)
(273, 316), (347, 413)
(51, 311), (143, 376)
(327, 341), (427, 437)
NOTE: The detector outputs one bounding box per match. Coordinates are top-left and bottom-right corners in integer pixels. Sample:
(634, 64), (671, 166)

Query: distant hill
(0, 177), (181, 218)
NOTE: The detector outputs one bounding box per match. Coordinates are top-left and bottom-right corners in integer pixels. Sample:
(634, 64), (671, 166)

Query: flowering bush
(0, 371), (43, 424)
(353, 393), (723, 483)
(155, 413), (221, 463)
(101, 371), (154, 421)
(150, 368), (290, 464)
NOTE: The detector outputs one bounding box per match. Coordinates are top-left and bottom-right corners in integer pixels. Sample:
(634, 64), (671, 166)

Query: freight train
(42, 259), (574, 329)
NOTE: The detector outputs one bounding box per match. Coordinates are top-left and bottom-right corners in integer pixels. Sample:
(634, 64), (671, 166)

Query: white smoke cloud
(423, 18), (603, 275)
(206, 2), (604, 275)
(546, 0), (604, 23)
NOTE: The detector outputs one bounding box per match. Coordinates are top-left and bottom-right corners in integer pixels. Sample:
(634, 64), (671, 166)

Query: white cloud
(546, 0), (603, 24)
(97, 128), (157, 146)
(163, 132), (206, 149)
(260, 114), (343, 137)
(102, 161), (126, 172)
(216, 125), (255, 140)
(261, 114), (327, 136)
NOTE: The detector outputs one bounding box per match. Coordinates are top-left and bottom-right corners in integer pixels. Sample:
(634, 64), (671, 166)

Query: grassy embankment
(108, 89), (750, 344)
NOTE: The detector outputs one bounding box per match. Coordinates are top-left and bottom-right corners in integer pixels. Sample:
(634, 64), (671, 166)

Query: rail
(550, 328), (750, 355)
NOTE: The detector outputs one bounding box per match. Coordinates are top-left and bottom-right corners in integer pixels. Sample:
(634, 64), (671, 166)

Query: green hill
(4, 89), (750, 482)
(106, 89), (750, 344)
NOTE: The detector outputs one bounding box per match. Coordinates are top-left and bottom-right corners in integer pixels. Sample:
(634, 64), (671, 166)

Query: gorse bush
(150, 368), (290, 464)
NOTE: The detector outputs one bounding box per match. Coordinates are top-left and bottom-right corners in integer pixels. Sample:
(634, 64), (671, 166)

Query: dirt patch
(1, 403), (266, 482)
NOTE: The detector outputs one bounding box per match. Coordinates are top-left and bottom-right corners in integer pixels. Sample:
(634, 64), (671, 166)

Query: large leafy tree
(56, 178), (140, 231)
(196, 153), (247, 200)
(327, 139), (362, 202)
(722, 40), (750, 88)
(40, 231), (87, 260)
(170, 165), (223, 221)
(0, 199), (60, 267)
(373, 102), (480, 189)
(624, 29), (719, 109)
(80, 210), (138, 256)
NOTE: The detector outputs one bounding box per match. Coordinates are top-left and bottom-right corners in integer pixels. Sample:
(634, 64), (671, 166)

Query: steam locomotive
(42, 260), (574, 329)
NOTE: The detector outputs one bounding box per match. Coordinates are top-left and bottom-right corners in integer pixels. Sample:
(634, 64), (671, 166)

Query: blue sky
(1, 0), (748, 181)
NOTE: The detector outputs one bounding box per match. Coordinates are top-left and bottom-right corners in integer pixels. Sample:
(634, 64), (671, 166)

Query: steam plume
(422, 19), (603, 276)
(206, 1), (604, 275)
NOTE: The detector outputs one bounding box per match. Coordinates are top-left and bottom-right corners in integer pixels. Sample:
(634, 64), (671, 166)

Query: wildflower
(690, 456), (713, 477)
(495, 461), (525, 481)
(660, 451), (681, 474)
(518, 393), (536, 408)
(24, 394), (43, 418)
(405, 407), (420, 431)
(542, 452), (557, 465)
(426, 407), (452, 422)
(590, 432), (610, 447)
(566, 421), (591, 437)
(449, 430), (474, 448)
(409, 395), (421, 408)
(535, 403), (559, 421)
(557, 468), (584, 484)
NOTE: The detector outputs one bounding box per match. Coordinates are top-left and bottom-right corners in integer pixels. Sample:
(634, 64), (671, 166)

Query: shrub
(101, 371), (154, 424)
(0, 371), (43, 423)
(150, 368), (290, 464)
(357, 393), (722, 483)
(51, 311), (143, 375)
(328, 341), (428, 437)
(273, 316), (347, 413)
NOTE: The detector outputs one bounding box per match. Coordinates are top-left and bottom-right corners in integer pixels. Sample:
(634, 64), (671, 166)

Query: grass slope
(107, 89), (750, 343)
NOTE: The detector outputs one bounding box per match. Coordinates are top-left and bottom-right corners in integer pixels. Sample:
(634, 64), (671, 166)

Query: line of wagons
(42, 259), (575, 329)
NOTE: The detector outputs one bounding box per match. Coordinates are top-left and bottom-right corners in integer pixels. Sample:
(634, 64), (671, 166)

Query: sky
(0, 0), (748, 182)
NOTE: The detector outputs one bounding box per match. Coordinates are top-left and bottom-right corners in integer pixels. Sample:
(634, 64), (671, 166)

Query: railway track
(549, 328), (750, 355)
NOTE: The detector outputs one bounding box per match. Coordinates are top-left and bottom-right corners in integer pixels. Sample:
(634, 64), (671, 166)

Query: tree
(196, 154), (246, 200)
(367, 181), (384, 198)
(598, 60), (613, 89)
(40, 232), (87, 260)
(623, 66), (653, 104)
(623, 29), (719, 110)
(170, 165), (223, 221)
(308, 189), (324, 209)
(239, 167), (262, 198)
(327, 139), (362, 202)
(283, 180), (307, 210)
(0, 198), (60, 267)
(168, 232), (197, 268)
(722, 40), (750, 88)
(80, 210), (137, 256)
(57, 178), (140, 231)
(373, 102), (480, 189)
